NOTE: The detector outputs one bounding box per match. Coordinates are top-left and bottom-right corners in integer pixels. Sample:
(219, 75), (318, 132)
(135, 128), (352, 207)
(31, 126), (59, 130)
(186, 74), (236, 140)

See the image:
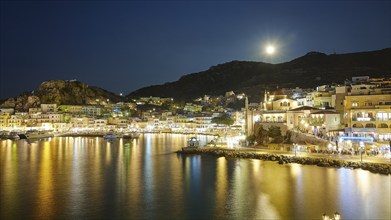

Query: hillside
(127, 48), (391, 101)
(0, 80), (124, 111)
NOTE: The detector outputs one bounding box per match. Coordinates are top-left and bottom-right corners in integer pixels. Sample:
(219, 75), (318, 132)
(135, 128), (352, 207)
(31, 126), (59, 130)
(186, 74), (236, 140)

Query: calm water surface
(1, 134), (390, 219)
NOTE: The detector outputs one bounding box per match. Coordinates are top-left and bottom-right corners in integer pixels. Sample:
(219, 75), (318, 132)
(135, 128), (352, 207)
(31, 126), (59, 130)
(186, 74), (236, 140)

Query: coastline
(54, 131), (219, 137)
(177, 147), (391, 175)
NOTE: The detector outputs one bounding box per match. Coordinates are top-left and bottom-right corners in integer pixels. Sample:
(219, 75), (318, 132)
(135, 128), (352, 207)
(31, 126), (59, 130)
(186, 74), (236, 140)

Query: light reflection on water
(0, 134), (390, 219)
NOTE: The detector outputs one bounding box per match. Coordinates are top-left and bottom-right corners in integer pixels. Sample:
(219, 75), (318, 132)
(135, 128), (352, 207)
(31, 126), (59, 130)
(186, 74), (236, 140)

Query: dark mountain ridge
(128, 48), (391, 101)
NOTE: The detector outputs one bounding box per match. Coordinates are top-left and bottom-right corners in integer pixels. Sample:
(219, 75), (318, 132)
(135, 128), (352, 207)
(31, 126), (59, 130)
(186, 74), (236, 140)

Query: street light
(293, 143), (297, 157)
(389, 140), (391, 161)
(359, 141), (364, 162)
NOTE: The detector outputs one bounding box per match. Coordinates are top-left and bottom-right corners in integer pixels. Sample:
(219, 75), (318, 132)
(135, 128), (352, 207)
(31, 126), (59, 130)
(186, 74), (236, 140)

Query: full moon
(266, 45), (275, 54)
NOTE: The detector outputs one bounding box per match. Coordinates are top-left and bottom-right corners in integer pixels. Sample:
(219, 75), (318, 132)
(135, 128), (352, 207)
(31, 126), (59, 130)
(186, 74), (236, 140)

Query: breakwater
(178, 147), (391, 175)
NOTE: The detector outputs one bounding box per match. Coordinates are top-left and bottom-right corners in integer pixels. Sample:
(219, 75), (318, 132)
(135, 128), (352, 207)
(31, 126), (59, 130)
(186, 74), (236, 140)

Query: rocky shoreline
(177, 147), (391, 175)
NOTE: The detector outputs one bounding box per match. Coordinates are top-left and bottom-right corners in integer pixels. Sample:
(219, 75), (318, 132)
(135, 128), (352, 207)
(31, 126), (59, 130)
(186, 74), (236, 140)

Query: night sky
(1, 1), (390, 99)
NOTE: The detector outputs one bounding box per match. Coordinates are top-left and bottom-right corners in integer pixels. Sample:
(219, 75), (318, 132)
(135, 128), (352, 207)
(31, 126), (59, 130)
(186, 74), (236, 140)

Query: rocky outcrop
(178, 148), (391, 175)
(0, 80), (124, 111)
(288, 130), (329, 147)
(35, 80), (123, 105)
(1, 95), (41, 111)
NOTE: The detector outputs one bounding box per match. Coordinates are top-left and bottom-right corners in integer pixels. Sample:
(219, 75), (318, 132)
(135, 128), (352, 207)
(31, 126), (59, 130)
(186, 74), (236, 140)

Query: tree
(246, 134), (256, 144)
(268, 126), (283, 143)
(255, 125), (269, 145)
(226, 99), (245, 110)
(268, 126), (282, 138)
(211, 114), (234, 126)
(202, 105), (213, 112)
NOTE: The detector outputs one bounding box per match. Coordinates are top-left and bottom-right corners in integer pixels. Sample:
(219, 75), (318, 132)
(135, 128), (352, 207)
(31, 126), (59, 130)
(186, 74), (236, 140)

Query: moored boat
(18, 130), (54, 139)
(103, 131), (121, 140)
(1, 131), (20, 140)
(122, 132), (140, 139)
(187, 137), (200, 147)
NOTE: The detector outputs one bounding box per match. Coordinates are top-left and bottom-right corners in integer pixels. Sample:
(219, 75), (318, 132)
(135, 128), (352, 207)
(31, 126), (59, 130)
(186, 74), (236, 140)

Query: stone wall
(178, 147), (391, 175)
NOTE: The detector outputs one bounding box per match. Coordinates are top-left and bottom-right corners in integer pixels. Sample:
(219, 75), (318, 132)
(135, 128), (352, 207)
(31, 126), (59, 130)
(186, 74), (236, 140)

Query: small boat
(103, 131), (120, 140)
(122, 132), (140, 139)
(187, 137), (200, 147)
(1, 131), (20, 140)
(18, 130), (53, 139)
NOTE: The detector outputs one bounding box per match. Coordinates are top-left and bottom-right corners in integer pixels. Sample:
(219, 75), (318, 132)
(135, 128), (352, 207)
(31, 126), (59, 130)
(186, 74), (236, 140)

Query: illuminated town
(1, 76), (390, 156)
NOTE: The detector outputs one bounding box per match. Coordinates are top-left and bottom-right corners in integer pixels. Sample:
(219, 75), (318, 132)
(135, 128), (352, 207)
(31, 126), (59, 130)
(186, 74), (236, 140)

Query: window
(352, 102), (359, 107)
(376, 112), (388, 121)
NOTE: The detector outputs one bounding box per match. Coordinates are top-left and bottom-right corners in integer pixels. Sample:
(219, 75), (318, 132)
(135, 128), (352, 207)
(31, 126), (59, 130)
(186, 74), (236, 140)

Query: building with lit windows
(287, 106), (320, 133)
(70, 117), (93, 128)
(58, 105), (83, 114)
(41, 104), (57, 113)
(183, 103), (203, 113)
(7, 115), (23, 128)
(257, 110), (288, 135)
(344, 87), (391, 141)
(311, 91), (333, 109)
(0, 112), (10, 128)
(82, 105), (102, 117)
(94, 119), (107, 129)
(262, 89), (298, 111)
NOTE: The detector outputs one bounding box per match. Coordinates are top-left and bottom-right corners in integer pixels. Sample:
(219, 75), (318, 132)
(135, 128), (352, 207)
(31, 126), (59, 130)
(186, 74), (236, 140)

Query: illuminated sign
(339, 136), (373, 142)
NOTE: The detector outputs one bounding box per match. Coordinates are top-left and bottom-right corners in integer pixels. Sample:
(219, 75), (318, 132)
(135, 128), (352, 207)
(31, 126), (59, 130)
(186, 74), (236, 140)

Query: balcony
(310, 121), (324, 126)
(375, 102), (391, 109)
(258, 120), (286, 124)
(351, 128), (376, 132)
(352, 117), (375, 122)
(376, 117), (390, 121)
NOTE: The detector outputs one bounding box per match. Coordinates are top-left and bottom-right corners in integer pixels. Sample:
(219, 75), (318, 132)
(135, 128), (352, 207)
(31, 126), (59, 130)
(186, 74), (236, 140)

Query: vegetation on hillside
(211, 114), (234, 126)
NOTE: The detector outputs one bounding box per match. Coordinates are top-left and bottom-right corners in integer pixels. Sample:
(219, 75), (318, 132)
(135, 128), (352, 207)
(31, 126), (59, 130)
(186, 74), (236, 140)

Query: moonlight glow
(266, 45), (275, 55)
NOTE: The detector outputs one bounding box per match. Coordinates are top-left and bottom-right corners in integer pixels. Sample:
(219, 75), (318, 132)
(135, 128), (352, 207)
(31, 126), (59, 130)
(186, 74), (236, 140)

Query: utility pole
(245, 96), (249, 137)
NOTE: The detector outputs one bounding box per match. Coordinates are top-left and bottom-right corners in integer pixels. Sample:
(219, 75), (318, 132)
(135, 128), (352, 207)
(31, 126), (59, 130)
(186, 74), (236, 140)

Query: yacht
(122, 132), (140, 139)
(18, 130), (54, 139)
(103, 131), (121, 140)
